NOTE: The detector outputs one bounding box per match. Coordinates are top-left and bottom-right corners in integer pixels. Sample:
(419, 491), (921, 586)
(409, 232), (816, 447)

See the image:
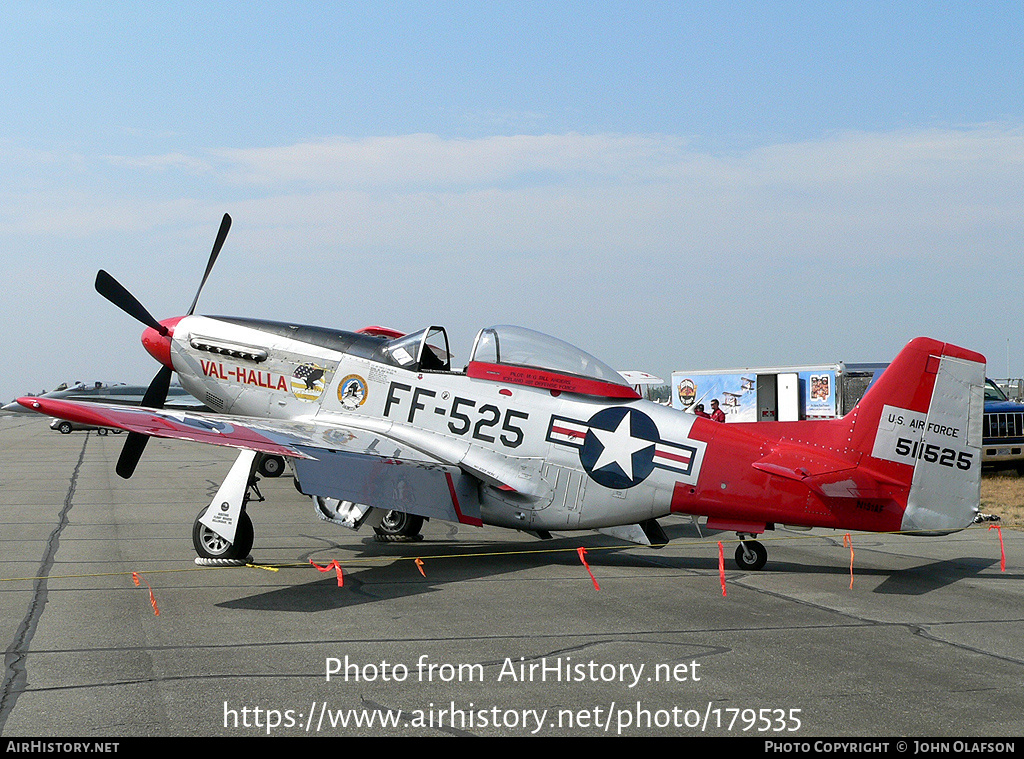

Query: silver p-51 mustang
(22, 215), (987, 572)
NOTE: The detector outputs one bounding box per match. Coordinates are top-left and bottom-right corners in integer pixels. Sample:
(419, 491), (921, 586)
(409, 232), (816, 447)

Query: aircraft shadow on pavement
(215, 520), (1012, 611)
(870, 556), (1007, 595)
(216, 533), (652, 613)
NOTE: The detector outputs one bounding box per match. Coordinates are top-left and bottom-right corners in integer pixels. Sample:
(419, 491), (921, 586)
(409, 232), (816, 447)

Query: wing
(18, 397), (487, 526)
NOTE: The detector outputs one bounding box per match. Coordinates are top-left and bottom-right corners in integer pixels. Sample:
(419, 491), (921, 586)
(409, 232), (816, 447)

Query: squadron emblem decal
(547, 407), (701, 489)
(338, 374), (368, 409)
(291, 362), (332, 402)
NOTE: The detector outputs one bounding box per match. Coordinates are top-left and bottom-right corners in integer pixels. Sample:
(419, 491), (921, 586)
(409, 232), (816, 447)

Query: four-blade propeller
(95, 214), (232, 478)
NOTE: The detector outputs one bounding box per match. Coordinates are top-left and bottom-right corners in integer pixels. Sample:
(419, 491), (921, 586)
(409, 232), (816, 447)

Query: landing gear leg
(734, 534), (767, 570)
(192, 449), (259, 563)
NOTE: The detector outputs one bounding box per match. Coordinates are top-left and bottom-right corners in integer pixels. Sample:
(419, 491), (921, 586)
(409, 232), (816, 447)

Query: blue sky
(2, 2), (1023, 402)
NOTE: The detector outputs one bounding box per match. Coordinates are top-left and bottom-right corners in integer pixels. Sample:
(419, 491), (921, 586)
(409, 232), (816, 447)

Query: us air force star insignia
(167, 412), (234, 435)
(583, 408), (658, 488)
(547, 407), (700, 489)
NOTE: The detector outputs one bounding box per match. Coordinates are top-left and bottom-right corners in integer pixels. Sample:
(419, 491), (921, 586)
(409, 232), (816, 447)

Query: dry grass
(981, 471), (1024, 528)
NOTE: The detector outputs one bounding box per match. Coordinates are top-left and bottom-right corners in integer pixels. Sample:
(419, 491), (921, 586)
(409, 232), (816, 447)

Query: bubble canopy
(467, 325), (640, 399)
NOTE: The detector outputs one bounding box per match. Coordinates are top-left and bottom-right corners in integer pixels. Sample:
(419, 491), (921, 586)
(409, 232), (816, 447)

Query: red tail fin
(850, 337), (985, 530)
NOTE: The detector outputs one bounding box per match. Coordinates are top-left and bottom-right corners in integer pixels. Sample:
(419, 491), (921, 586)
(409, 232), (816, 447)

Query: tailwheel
(373, 510), (424, 542)
(734, 539), (767, 571)
(192, 506), (254, 560)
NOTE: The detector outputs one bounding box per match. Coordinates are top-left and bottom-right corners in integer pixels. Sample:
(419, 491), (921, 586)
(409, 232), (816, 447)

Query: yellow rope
(0, 522), (1011, 584)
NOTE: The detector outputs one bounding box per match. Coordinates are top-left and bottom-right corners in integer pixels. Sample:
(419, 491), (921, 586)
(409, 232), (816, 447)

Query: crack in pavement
(0, 433), (88, 732)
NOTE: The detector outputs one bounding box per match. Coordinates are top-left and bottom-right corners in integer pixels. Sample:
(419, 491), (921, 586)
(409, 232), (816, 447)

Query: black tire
(97, 428), (108, 436)
(192, 507), (254, 560)
(734, 540), (768, 571)
(58, 421), (73, 434)
(257, 454), (286, 478)
(373, 510), (424, 542)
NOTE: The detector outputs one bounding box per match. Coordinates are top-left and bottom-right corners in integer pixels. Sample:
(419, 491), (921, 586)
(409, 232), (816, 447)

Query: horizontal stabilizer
(752, 446), (855, 497)
(752, 444), (907, 500)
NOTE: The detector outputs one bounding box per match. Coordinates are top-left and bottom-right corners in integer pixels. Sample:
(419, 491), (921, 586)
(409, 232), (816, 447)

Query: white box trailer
(670, 362), (886, 422)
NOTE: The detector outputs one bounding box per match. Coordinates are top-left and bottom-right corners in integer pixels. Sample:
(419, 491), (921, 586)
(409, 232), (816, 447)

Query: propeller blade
(115, 366), (172, 479)
(141, 364), (172, 408)
(107, 214), (231, 477)
(116, 432), (150, 479)
(187, 213), (231, 316)
(95, 270), (167, 335)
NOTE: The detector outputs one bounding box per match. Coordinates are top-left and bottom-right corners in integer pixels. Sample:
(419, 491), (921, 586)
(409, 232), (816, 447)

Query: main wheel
(192, 507), (254, 560)
(373, 510), (424, 542)
(734, 540), (768, 571)
(257, 454), (286, 478)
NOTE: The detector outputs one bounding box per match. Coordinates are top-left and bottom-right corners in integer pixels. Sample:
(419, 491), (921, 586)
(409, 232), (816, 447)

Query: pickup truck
(982, 379), (1024, 473)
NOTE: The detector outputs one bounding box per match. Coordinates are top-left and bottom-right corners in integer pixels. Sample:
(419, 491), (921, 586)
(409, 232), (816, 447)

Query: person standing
(710, 399), (726, 423)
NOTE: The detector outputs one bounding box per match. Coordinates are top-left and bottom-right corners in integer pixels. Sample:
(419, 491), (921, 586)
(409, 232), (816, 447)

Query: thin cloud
(211, 132), (690, 188)
(5, 125), (1022, 263)
(199, 125), (1024, 267)
(103, 152), (213, 174)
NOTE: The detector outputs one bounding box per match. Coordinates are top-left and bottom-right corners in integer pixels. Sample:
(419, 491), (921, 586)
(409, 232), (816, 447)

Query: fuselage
(145, 315), (981, 539)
